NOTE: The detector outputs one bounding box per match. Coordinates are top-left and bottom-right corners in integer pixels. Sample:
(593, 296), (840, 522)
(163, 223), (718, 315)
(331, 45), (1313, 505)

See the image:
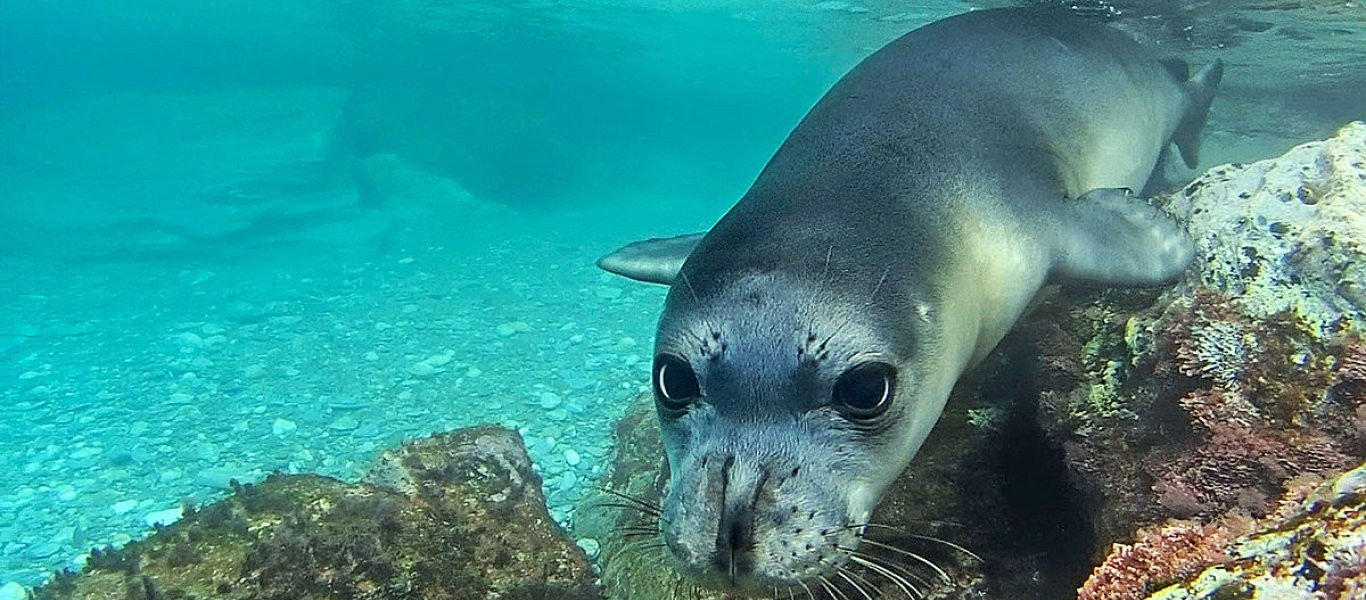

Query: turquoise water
(0, 0), (1359, 592)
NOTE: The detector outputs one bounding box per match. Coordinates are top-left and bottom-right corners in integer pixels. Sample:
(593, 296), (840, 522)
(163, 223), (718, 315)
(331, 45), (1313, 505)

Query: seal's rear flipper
(597, 233), (706, 285)
(1172, 59), (1224, 168)
(1048, 188), (1194, 287)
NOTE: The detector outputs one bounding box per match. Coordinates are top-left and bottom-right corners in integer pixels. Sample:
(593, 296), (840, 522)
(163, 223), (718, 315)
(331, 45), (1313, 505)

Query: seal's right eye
(653, 354), (699, 410)
(833, 361), (896, 420)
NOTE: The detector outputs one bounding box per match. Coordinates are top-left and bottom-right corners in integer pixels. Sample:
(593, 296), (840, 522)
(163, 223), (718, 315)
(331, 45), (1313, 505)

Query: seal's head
(650, 269), (949, 592)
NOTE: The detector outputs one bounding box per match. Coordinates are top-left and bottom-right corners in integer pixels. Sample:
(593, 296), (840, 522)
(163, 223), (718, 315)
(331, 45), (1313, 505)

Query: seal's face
(651, 273), (938, 592)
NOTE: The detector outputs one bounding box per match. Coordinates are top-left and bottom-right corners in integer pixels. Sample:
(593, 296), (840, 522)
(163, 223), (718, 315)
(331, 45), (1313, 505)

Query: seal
(598, 7), (1222, 593)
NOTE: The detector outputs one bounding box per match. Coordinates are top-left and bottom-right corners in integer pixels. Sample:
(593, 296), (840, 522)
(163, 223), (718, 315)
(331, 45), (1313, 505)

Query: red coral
(1147, 417), (1352, 519)
(1177, 387), (1257, 431)
(1333, 336), (1366, 407)
(1077, 520), (1239, 600)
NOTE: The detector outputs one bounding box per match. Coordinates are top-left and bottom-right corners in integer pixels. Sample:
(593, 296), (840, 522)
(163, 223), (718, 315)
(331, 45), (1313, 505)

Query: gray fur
(599, 8), (1220, 591)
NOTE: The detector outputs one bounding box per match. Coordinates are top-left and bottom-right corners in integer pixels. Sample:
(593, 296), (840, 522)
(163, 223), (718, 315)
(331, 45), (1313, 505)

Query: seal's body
(599, 8), (1221, 592)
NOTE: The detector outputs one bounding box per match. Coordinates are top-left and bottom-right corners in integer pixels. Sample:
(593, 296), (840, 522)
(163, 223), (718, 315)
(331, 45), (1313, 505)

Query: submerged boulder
(1083, 464), (1365, 600)
(1024, 122), (1365, 597)
(35, 426), (601, 600)
(578, 123), (1366, 599)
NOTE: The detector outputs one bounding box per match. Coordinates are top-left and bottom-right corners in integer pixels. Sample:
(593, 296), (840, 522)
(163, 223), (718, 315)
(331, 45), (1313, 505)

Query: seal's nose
(711, 454), (769, 582)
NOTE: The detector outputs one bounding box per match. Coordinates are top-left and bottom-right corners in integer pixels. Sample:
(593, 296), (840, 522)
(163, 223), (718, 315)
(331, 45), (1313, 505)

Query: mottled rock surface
(1037, 123), (1366, 598)
(1167, 121), (1366, 334)
(1140, 464), (1363, 600)
(34, 426), (601, 600)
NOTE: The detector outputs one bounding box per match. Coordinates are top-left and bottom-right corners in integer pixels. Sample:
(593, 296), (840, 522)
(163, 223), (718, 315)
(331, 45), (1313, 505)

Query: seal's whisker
(619, 534), (658, 543)
(796, 577), (818, 600)
(841, 568), (888, 600)
(838, 544), (933, 588)
(857, 538), (952, 584)
(846, 522), (983, 562)
(815, 243), (835, 298)
(616, 526), (660, 536)
(835, 570), (874, 600)
(817, 575), (847, 600)
(846, 554), (923, 599)
(594, 501), (663, 520)
(592, 486), (664, 512)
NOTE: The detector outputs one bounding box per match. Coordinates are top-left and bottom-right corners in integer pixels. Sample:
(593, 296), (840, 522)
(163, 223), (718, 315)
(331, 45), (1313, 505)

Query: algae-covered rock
(1166, 121), (1366, 335)
(1026, 122), (1366, 597)
(1073, 464), (1365, 600)
(34, 425), (601, 600)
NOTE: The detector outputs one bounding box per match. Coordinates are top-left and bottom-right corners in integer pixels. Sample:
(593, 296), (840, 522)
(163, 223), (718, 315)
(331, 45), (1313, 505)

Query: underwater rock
(1017, 122), (1366, 596)
(579, 123), (1366, 599)
(1081, 464), (1365, 600)
(34, 425), (601, 600)
(1165, 121), (1366, 335)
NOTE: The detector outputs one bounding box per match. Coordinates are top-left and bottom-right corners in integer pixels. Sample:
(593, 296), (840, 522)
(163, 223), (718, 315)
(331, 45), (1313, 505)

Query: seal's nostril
(728, 518), (749, 552)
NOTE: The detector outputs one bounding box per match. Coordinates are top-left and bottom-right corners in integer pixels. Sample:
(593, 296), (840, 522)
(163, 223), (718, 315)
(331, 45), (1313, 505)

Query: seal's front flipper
(1172, 59), (1224, 168)
(597, 233), (705, 285)
(1048, 188), (1194, 287)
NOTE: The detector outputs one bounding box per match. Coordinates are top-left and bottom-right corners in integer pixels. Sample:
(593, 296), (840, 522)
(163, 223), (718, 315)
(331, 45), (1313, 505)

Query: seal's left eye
(833, 362), (896, 419)
(653, 354), (699, 410)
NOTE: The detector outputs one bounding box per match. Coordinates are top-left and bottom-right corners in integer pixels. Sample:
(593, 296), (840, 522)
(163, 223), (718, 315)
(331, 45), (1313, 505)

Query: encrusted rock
(1167, 121), (1366, 335)
(1140, 464), (1365, 600)
(35, 425), (601, 600)
(1032, 122), (1366, 597)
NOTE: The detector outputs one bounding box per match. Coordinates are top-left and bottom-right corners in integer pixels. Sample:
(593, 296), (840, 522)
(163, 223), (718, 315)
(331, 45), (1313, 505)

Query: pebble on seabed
(0, 207), (666, 589)
(0, 581), (31, 600)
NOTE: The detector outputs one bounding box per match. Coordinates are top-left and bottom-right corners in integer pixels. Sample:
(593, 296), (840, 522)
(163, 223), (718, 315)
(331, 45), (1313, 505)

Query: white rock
(576, 538), (601, 560)
(363, 351), (380, 361)
(272, 418), (297, 436)
(539, 392), (562, 409)
(496, 321), (531, 336)
(1167, 121), (1366, 334)
(111, 499), (138, 515)
(172, 332), (204, 348)
(423, 352), (452, 368)
(144, 507), (184, 528)
(465, 366), (483, 377)
(408, 361), (439, 377)
(329, 416), (360, 431)
(0, 581), (30, 600)
(563, 449), (581, 466)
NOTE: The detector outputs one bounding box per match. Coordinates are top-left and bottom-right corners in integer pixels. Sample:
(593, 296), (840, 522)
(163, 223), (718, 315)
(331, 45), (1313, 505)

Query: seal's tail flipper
(597, 233), (706, 285)
(1048, 188), (1195, 287)
(1172, 59), (1224, 169)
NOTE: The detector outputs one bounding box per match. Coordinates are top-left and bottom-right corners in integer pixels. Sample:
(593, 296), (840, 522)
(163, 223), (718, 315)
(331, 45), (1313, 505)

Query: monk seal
(598, 7), (1222, 593)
